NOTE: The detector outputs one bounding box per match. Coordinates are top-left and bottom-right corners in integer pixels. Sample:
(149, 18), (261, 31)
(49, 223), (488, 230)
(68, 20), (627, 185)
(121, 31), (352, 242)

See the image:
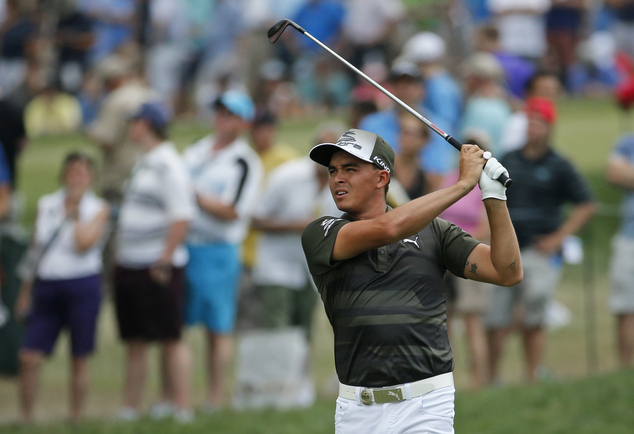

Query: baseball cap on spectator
(309, 128), (395, 174)
(524, 97), (557, 124)
(213, 90), (255, 122)
(460, 52), (504, 82)
(402, 32), (446, 63)
(129, 101), (171, 132)
(389, 60), (422, 82)
(615, 76), (634, 110)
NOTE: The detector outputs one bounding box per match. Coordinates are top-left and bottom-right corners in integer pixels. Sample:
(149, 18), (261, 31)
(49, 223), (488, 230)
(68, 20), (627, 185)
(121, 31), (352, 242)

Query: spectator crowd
(1, 0), (634, 426)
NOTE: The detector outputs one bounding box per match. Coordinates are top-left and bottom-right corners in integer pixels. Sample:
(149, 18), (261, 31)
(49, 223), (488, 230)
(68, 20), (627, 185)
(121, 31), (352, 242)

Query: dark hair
(60, 151), (96, 180)
(524, 70), (560, 95)
(252, 108), (277, 127)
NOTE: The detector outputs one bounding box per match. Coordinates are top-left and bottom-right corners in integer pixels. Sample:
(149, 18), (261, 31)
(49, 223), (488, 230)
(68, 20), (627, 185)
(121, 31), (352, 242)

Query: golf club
(268, 19), (512, 188)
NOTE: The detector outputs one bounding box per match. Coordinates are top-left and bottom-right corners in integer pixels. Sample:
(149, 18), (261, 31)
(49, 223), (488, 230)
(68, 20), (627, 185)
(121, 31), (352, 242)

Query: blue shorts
(185, 243), (241, 333)
(21, 274), (102, 357)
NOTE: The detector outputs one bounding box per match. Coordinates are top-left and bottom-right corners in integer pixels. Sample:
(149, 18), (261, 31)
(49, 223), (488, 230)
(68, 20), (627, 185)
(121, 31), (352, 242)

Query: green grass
(2, 95), (633, 431)
(2, 368), (633, 434)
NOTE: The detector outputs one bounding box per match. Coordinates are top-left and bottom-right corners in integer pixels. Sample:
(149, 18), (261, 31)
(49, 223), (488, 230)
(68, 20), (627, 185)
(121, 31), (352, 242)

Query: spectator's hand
(15, 281), (33, 321)
(479, 157), (508, 201)
(533, 233), (563, 255)
(149, 262), (172, 287)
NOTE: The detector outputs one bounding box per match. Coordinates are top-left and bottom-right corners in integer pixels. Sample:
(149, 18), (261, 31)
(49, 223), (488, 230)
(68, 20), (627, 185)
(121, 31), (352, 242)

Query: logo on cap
(336, 130), (362, 150)
(373, 156), (390, 173)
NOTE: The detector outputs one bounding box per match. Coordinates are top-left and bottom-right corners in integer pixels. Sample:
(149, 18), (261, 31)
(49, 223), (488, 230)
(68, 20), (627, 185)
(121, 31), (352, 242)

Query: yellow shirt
(242, 143), (300, 268)
(24, 93), (82, 138)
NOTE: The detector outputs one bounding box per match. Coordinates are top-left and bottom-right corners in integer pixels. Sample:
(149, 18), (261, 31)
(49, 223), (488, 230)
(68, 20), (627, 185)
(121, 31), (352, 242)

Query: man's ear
(376, 170), (390, 190)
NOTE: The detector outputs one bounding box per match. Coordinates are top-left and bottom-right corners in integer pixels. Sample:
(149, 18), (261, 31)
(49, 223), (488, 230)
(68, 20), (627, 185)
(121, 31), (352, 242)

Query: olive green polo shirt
(301, 213), (480, 387)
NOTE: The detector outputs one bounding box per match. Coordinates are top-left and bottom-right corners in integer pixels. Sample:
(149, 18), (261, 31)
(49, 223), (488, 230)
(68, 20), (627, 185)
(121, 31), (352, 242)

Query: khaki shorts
(453, 277), (493, 314)
(609, 235), (634, 314)
(486, 248), (562, 329)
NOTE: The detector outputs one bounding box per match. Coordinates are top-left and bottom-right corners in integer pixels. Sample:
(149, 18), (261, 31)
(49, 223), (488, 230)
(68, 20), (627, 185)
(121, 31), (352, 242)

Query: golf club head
(267, 19), (304, 44)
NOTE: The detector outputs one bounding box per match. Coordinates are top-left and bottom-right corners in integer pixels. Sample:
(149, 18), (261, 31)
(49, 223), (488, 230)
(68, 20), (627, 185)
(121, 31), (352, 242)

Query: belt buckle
(373, 387), (404, 404)
(360, 388), (373, 405)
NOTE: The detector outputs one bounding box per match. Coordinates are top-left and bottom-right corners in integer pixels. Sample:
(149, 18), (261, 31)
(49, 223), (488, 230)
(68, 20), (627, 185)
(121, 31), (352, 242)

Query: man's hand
(479, 158), (509, 201)
(533, 233), (563, 255)
(149, 262), (172, 287)
(458, 144), (486, 190)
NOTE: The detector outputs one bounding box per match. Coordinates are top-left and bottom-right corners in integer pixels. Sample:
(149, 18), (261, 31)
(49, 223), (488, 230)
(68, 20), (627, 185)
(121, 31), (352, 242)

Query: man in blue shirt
(401, 32), (463, 133)
(359, 61), (454, 177)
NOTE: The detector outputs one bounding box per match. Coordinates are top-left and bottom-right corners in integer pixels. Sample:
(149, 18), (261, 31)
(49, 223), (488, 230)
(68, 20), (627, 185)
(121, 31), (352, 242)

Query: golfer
(301, 129), (522, 433)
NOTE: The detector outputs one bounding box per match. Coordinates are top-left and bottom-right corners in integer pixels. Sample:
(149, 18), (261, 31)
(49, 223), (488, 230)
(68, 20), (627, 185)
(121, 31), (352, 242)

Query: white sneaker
(149, 401), (175, 419)
(174, 408), (195, 423)
(201, 403), (220, 415)
(115, 407), (139, 422)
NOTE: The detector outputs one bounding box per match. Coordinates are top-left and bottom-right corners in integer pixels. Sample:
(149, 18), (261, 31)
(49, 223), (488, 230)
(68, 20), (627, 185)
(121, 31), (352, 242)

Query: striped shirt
(302, 214), (480, 387)
(116, 142), (196, 268)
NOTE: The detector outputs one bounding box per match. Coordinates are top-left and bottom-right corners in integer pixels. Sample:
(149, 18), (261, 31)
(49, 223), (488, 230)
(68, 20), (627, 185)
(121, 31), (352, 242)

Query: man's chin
(334, 199), (355, 214)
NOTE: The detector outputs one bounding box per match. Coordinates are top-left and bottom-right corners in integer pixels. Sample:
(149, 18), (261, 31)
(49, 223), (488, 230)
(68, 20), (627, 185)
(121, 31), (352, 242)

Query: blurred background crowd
(2, 0), (634, 426)
(0, 0), (633, 142)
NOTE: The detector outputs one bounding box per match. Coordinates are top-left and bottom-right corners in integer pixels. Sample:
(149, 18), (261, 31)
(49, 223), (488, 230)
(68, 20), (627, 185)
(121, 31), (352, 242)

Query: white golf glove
(479, 157), (509, 201)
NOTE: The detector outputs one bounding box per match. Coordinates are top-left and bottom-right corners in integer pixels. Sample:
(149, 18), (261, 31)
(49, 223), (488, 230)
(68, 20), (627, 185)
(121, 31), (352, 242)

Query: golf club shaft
(303, 33), (457, 148)
(269, 20), (512, 188)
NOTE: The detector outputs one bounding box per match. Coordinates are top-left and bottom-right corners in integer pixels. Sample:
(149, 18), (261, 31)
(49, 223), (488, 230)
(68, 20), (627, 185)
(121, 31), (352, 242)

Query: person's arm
(606, 156), (634, 190)
(74, 204), (110, 252)
(332, 145), (485, 261)
(149, 220), (190, 285)
(14, 280), (34, 321)
(196, 194), (238, 221)
(15, 215), (39, 320)
(0, 184), (10, 218)
(159, 220), (190, 265)
(252, 217), (313, 233)
(463, 199), (522, 286)
(532, 201), (596, 254)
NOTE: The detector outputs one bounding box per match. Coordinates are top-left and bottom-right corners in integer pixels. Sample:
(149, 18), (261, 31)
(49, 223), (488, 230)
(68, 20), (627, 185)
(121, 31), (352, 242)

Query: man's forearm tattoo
(466, 261), (478, 275)
(509, 262), (516, 271)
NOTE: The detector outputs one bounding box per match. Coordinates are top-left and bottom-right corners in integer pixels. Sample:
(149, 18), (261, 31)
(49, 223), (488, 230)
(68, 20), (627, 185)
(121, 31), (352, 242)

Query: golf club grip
(446, 136), (513, 188)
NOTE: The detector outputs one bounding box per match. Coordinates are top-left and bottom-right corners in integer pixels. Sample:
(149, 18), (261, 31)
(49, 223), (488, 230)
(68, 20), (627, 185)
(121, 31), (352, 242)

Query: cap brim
(309, 143), (340, 167)
(309, 143), (374, 167)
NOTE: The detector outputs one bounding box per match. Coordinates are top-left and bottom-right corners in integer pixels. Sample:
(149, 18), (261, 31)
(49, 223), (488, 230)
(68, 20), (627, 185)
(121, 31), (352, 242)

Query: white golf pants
(334, 385), (455, 434)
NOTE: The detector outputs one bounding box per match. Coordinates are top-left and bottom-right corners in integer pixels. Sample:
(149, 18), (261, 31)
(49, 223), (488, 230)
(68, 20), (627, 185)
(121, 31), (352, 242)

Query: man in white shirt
(114, 101), (196, 422)
(488, 0), (551, 62)
(183, 90), (263, 412)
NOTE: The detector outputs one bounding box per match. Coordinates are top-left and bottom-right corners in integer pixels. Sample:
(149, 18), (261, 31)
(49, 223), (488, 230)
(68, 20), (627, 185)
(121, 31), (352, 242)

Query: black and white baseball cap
(309, 129), (395, 173)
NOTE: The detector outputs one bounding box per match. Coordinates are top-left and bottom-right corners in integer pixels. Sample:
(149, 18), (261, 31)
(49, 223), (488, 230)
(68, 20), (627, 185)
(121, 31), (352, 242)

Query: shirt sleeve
(433, 218), (481, 279)
(559, 158), (594, 205)
(163, 161), (197, 222)
(301, 216), (349, 277)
